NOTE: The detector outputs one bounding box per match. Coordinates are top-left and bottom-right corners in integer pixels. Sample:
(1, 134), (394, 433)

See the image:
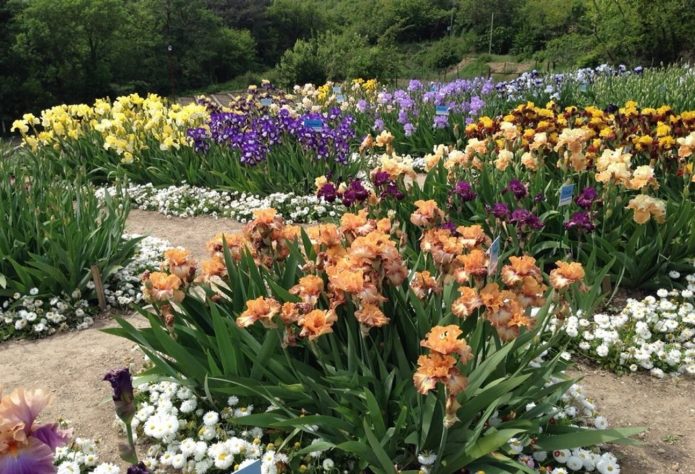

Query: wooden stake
(91, 265), (107, 310)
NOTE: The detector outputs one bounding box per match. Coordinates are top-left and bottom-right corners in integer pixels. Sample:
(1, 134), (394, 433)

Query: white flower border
(0, 235), (170, 341)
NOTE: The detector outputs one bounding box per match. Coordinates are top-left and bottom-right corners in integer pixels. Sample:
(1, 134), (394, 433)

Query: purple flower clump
(488, 202), (511, 219)
(564, 210), (595, 232)
(575, 187), (598, 209)
(341, 179), (369, 206)
(454, 181), (477, 201)
(505, 179), (528, 199)
(510, 208), (544, 230)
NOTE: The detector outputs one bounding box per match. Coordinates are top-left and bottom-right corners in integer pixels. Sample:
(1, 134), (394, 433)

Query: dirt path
(573, 366), (695, 473)
(2, 209), (693, 472)
(0, 313), (145, 467)
(126, 209), (244, 259)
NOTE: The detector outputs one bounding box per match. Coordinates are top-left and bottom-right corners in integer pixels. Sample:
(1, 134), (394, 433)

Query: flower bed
(119, 375), (622, 474)
(106, 206), (640, 473)
(554, 270), (695, 377)
(97, 184), (344, 224)
(0, 235), (169, 341)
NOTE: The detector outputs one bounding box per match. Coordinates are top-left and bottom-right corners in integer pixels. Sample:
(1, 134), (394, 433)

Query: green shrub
(0, 158), (138, 300)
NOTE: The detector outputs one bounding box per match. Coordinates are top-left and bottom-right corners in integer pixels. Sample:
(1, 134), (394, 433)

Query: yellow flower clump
(12, 93), (209, 163)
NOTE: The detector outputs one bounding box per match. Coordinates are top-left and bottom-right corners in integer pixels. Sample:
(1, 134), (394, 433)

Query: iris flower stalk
(104, 368), (138, 464)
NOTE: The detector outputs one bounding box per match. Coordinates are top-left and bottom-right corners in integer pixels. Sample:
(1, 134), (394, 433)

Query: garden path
(2, 209), (693, 473)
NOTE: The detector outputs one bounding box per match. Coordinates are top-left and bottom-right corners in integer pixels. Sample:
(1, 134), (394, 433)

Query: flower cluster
(123, 380), (292, 473)
(12, 94), (208, 163)
(555, 271), (695, 376)
(97, 184), (345, 224)
(190, 107), (355, 165)
(0, 235), (168, 341)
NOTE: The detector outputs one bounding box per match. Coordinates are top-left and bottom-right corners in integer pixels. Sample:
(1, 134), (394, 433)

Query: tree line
(2, 0), (694, 124)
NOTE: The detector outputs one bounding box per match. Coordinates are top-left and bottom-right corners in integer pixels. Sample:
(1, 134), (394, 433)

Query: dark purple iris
(127, 463), (150, 474)
(575, 187), (598, 209)
(454, 181), (477, 201)
(341, 180), (369, 206)
(372, 171), (391, 187)
(104, 368), (135, 420)
(533, 192), (544, 203)
(317, 182), (338, 202)
(505, 179), (528, 199)
(440, 220), (457, 233)
(510, 208), (544, 230)
(564, 210), (595, 232)
(488, 202), (511, 219)
(381, 181), (404, 200)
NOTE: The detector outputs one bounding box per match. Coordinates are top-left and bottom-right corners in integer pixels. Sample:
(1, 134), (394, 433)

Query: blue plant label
(579, 83), (588, 92)
(333, 85), (342, 94)
(336, 94), (346, 103)
(430, 84), (437, 92)
(260, 98), (272, 107)
(435, 105), (450, 116)
(304, 118), (324, 131)
(559, 183), (575, 206)
(233, 460), (261, 474)
(488, 236), (501, 273)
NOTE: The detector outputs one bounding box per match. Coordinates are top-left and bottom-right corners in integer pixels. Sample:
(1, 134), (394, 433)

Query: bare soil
(2, 209), (693, 472)
(571, 366), (695, 473)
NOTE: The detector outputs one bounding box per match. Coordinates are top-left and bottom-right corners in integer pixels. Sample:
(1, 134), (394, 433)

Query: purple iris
(533, 192), (544, 203)
(454, 181), (477, 201)
(433, 115), (449, 129)
(575, 187), (598, 209)
(127, 462), (151, 474)
(489, 202), (511, 220)
(381, 181), (404, 200)
(510, 208), (544, 230)
(104, 368), (135, 420)
(317, 182), (338, 202)
(372, 171), (391, 187)
(404, 123), (416, 136)
(564, 210), (595, 232)
(341, 180), (369, 206)
(440, 220), (457, 233)
(505, 179), (528, 199)
(373, 118), (385, 131)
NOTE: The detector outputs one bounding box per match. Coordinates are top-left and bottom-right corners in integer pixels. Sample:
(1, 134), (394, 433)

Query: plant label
(233, 460), (261, 474)
(260, 98), (272, 107)
(304, 118), (324, 131)
(333, 85), (342, 94)
(488, 236), (501, 273)
(579, 83), (588, 92)
(435, 105), (450, 116)
(559, 183), (575, 206)
(430, 85), (437, 92)
(336, 94), (346, 103)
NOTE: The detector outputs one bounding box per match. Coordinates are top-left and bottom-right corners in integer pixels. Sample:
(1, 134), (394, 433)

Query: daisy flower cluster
(120, 380), (309, 474)
(0, 235), (169, 341)
(55, 437), (122, 474)
(487, 356), (622, 474)
(555, 271), (695, 377)
(96, 184), (345, 224)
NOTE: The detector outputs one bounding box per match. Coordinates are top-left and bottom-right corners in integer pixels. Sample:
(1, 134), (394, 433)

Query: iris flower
(0, 388), (71, 474)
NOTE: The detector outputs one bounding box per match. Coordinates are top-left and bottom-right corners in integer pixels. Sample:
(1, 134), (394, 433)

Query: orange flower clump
(236, 296), (282, 328)
(142, 271), (185, 303)
(410, 200), (444, 227)
(420, 325), (473, 362)
(626, 194), (666, 224)
(549, 261), (586, 290)
(451, 286), (482, 318)
(298, 309), (337, 340)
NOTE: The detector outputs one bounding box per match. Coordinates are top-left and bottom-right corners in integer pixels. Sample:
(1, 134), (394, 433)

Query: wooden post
(91, 265), (107, 310)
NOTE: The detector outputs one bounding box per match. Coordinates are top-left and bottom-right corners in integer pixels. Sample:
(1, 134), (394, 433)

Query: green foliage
(0, 157), (138, 300)
(107, 238), (641, 472)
